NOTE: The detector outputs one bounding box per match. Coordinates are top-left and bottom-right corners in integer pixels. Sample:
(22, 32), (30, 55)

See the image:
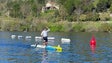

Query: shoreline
(0, 19), (112, 32)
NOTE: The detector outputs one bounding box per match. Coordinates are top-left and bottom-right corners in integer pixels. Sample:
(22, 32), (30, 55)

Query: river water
(0, 31), (112, 63)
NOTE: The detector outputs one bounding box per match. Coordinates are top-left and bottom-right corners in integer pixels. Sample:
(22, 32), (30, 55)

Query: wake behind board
(31, 44), (62, 52)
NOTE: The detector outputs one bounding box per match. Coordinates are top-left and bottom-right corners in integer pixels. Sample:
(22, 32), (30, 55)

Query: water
(0, 32), (112, 63)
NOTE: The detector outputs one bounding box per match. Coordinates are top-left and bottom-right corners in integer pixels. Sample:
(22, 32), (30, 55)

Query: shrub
(86, 12), (99, 21)
(109, 5), (112, 13)
(59, 21), (74, 32)
(79, 14), (86, 21)
(0, 20), (20, 31)
(84, 22), (100, 32)
(66, 15), (77, 22)
(99, 23), (112, 32)
(99, 12), (110, 21)
(66, 16), (74, 22)
(49, 23), (63, 32)
(72, 23), (85, 32)
(40, 10), (57, 22)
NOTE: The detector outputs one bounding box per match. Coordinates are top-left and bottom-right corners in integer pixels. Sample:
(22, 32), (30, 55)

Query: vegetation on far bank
(0, 16), (112, 32)
(0, 0), (112, 32)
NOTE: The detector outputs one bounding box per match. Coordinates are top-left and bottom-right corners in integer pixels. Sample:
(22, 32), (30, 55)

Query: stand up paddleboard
(31, 44), (62, 52)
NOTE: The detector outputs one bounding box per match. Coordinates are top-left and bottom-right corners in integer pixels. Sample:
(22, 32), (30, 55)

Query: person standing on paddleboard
(41, 27), (50, 46)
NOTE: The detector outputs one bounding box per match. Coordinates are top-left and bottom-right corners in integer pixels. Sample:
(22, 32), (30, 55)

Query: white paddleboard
(31, 44), (45, 48)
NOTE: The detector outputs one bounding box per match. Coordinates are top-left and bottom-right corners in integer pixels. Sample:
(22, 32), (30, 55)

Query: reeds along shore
(0, 18), (112, 33)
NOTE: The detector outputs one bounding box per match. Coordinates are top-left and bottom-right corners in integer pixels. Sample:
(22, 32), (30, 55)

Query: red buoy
(90, 36), (96, 46)
(90, 36), (96, 53)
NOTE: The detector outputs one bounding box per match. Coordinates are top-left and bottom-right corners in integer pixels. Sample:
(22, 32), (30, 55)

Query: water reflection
(90, 45), (96, 54)
(41, 49), (48, 63)
(40, 48), (61, 63)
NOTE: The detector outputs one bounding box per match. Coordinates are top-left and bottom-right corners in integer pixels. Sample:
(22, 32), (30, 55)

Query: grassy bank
(48, 21), (112, 32)
(0, 16), (112, 32)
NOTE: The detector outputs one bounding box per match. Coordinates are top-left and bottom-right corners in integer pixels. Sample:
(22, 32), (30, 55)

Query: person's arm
(47, 28), (50, 32)
(46, 27), (50, 32)
(41, 31), (43, 37)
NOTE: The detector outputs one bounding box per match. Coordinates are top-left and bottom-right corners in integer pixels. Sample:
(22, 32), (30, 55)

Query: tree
(96, 0), (109, 12)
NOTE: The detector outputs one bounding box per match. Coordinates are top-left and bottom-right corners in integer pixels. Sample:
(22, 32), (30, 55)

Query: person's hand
(46, 26), (48, 28)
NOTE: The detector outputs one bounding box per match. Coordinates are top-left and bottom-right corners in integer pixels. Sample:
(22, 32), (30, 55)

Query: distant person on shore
(41, 27), (50, 46)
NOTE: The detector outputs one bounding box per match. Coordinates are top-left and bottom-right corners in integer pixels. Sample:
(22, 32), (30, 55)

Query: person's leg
(43, 37), (48, 46)
(44, 37), (48, 46)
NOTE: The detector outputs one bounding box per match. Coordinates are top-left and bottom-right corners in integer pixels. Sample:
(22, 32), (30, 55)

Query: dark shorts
(43, 37), (48, 42)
